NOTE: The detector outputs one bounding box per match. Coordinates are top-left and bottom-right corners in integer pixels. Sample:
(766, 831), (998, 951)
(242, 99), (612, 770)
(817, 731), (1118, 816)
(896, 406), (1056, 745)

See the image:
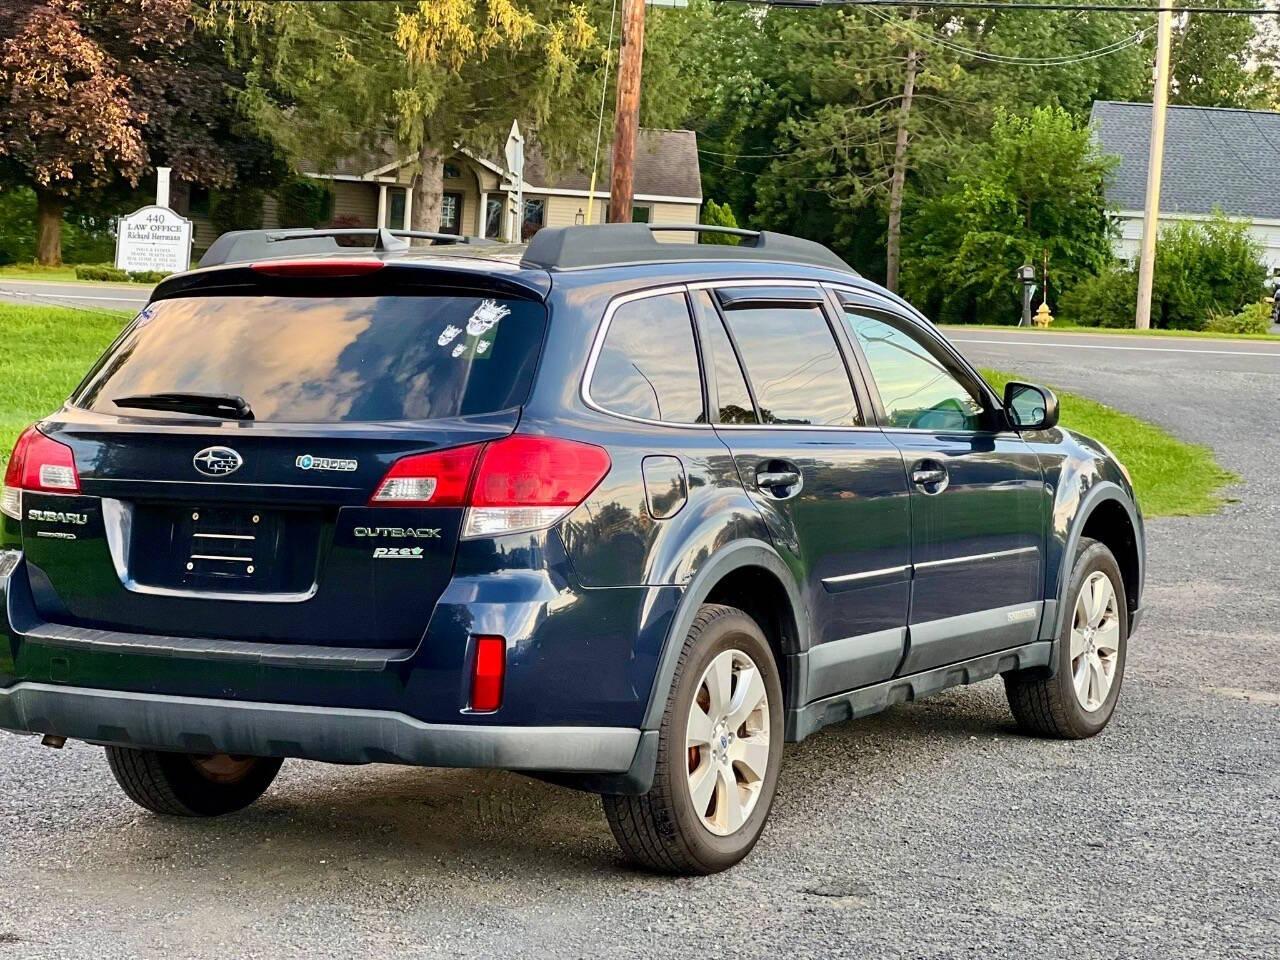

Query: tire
(1005, 537), (1128, 739)
(602, 603), (785, 875)
(105, 747), (283, 817)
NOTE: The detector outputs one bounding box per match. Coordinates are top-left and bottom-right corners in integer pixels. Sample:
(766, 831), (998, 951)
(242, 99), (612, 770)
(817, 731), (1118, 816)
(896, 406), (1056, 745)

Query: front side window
(589, 293), (704, 424)
(720, 303), (860, 426)
(843, 310), (986, 431)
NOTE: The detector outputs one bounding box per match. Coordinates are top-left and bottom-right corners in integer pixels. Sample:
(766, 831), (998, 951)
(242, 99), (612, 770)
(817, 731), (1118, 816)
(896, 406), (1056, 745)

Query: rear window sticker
(437, 324), (463, 346)
(466, 299), (510, 337)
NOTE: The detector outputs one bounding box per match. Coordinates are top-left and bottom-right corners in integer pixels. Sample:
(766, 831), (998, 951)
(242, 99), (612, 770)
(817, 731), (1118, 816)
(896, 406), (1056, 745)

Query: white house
(1091, 100), (1280, 269)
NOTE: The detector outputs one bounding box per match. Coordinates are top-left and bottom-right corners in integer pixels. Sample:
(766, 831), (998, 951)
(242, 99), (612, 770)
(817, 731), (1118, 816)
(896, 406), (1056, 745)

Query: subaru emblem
(193, 446), (243, 478)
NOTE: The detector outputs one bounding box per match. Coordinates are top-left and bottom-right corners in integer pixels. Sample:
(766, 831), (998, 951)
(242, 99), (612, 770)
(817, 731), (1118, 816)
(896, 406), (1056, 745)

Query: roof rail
(198, 227), (493, 268)
(521, 223), (855, 273)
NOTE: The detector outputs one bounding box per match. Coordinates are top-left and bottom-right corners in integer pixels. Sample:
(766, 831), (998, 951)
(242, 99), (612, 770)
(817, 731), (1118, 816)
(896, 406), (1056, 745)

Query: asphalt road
(0, 278), (151, 312)
(0, 330), (1276, 959)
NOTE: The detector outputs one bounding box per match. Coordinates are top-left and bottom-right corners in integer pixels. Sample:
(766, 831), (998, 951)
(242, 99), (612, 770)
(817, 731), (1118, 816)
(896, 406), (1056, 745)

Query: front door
(691, 287), (912, 701)
(441, 191), (464, 235)
(836, 296), (1047, 675)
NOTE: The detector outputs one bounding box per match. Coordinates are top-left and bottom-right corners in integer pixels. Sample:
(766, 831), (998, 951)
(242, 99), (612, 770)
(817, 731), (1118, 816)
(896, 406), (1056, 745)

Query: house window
(189, 186), (211, 218)
(388, 188), (407, 230)
(443, 162), (462, 181)
(632, 204), (652, 223)
(485, 196), (503, 239)
(522, 197), (546, 241)
(441, 191), (463, 234)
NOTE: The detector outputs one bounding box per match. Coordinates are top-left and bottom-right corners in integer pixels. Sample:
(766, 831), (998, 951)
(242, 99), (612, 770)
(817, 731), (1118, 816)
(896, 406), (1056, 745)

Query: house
(181, 128), (703, 253)
(1091, 100), (1280, 268)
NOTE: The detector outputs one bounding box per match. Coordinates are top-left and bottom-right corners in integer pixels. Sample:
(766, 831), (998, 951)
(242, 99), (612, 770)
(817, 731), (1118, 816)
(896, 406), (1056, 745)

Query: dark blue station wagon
(0, 224), (1144, 874)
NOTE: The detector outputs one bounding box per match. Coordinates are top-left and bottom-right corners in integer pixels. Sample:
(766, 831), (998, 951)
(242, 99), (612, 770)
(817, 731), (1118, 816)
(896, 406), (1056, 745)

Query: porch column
(376, 183), (388, 227)
(403, 183), (413, 231)
(478, 191), (489, 238)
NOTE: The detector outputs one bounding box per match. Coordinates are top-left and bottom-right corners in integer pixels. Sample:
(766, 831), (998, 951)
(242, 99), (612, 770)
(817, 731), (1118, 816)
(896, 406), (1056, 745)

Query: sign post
(115, 205), (192, 275)
(504, 120), (525, 242)
(156, 166), (172, 209)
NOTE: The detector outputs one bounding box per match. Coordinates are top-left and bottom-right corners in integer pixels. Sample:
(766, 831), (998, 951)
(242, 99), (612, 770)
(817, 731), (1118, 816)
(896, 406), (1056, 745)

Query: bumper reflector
(470, 636), (506, 712)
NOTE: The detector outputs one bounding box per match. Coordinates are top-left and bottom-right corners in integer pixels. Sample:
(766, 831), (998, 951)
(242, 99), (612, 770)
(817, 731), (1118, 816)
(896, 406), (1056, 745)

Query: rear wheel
(105, 746), (283, 817)
(1005, 538), (1128, 739)
(602, 604), (784, 875)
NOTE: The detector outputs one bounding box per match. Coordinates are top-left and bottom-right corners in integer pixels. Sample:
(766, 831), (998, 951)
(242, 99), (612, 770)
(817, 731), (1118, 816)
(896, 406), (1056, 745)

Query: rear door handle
(911, 460), (949, 493)
(755, 461), (803, 499)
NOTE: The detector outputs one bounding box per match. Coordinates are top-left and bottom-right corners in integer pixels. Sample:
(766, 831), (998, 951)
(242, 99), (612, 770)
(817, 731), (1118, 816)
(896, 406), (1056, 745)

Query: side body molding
(640, 538), (807, 732)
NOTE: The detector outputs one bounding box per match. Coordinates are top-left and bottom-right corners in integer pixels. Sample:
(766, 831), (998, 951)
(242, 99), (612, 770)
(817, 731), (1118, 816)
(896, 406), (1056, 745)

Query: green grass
(943, 321), (1280, 343)
(0, 305), (129, 459)
(983, 369), (1237, 517)
(0, 262), (152, 284)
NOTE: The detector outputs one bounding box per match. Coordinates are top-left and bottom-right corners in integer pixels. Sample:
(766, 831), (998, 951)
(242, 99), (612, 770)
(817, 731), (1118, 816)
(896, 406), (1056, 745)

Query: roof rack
(521, 223), (855, 273)
(198, 227), (493, 268)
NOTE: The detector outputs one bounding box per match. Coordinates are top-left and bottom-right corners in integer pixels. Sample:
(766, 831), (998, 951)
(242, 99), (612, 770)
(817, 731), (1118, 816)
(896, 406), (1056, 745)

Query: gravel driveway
(1, 331), (1276, 959)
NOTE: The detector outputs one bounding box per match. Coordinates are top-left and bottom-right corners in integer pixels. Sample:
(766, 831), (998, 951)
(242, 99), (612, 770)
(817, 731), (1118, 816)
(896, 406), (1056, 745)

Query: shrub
(275, 177), (334, 228)
(701, 200), (741, 244)
(1151, 215), (1267, 329)
(210, 187), (265, 235)
(1058, 263), (1137, 328)
(75, 264), (129, 282)
(1205, 301), (1271, 335)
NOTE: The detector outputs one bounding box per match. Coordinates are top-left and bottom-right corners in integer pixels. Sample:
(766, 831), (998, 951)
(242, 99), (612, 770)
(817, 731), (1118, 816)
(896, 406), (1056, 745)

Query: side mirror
(1003, 381), (1059, 431)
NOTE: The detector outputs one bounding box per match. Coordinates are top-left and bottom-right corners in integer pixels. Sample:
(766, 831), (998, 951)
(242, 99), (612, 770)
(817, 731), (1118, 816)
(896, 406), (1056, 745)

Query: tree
(211, 1), (602, 233)
(1170, 7), (1279, 108)
(902, 106), (1116, 324)
(701, 199), (740, 243)
(0, 0), (284, 264)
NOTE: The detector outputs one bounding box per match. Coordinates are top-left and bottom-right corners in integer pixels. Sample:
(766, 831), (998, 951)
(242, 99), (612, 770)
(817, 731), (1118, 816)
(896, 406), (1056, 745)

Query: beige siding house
(258, 129), (703, 247)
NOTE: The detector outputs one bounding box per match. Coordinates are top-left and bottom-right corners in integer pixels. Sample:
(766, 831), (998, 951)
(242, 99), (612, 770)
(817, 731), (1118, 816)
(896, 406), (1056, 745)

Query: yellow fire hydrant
(1033, 302), (1054, 327)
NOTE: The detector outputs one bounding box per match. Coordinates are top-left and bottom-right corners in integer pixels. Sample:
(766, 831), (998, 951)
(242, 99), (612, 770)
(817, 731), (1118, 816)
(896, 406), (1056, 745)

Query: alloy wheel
(684, 648), (771, 836)
(1070, 570), (1122, 712)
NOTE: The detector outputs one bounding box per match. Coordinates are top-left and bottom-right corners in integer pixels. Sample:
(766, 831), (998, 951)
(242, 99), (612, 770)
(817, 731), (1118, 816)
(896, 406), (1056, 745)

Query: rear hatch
(14, 268), (548, 649)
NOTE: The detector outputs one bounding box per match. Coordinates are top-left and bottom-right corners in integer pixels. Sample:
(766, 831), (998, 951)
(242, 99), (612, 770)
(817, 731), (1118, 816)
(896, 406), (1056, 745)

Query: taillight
(469, 635), (506, 712)
(369, 443), (483, 507)
(368, 435), (611, 539)
(250, 260), (385, 278)
(1, 424), (81, 520)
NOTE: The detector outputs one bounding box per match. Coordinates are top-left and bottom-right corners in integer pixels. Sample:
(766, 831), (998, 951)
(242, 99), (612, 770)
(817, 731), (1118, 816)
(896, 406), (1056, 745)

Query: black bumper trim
(0, 683), (642, 773)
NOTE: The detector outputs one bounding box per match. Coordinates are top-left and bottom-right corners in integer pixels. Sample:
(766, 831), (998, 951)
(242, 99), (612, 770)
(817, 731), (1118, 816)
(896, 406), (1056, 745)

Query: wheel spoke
(705, 652), (733, 718)
(1094, 619), (1121, 657)
(729, 735), (770, 781)
(718, 767), (745, 833)
(1070, 626), (1088, 659)
(1091, 653), (1111, 704)
(1073, 658), (1091, 705)
(1090, 575), (1112, 628)
(686, 704), (714, 748)
(726, 666), (766, 732)
(688, 761), (716, 815)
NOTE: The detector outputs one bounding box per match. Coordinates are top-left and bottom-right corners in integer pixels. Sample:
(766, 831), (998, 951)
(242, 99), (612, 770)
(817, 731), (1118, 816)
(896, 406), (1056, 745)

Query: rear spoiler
(199, 228), (494, 268)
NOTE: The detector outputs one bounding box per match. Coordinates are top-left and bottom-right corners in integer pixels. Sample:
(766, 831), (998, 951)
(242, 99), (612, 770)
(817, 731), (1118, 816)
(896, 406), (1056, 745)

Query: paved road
(0, 278), (151, 312)
(0, 331), (1276, 959)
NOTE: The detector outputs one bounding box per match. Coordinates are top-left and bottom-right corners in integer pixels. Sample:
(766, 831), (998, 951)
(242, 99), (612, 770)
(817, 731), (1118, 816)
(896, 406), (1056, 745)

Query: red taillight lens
(471, 436), (611, 507)
(251, 260), (385, 278)
(2, 425), (80, 520)
(369, 442), (484, 507)
(470, 635), (506, 712)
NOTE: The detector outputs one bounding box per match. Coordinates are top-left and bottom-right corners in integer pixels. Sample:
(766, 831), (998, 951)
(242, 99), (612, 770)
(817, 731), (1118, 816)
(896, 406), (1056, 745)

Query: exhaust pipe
(40, 735), (66, 749)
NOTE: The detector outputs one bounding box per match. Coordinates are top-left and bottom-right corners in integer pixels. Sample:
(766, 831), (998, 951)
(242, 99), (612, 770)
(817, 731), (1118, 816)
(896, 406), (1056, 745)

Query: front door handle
(755, 461), (803, 499)
(911, 459), (949, 494)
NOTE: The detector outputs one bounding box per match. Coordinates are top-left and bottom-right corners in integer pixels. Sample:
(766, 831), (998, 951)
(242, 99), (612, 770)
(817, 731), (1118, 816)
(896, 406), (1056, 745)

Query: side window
(690, 291), (756, 424)
(589, 293), (705, 424)
(842, 309), (986, 431)
(720, 302), (860, 426)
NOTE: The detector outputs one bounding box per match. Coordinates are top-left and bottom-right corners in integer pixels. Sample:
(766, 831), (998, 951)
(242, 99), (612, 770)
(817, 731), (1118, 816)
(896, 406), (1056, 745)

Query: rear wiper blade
(112, 392), (255, 420)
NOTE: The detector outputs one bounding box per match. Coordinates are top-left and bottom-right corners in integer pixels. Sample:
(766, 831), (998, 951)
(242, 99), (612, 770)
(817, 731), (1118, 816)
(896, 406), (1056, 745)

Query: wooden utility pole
(609, 0), (646, 224)
(885, 8), (920, 294)
(1134, 4), (1175, 330)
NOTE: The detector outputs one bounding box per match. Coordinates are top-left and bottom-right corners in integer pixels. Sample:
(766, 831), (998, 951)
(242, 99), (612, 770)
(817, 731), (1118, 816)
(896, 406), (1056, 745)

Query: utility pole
(1135, 4), (1174, 330)
(609, 0), (646, 224)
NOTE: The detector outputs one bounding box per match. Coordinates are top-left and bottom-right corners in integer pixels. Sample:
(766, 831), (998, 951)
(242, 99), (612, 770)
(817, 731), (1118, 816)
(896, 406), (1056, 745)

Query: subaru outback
(0, 223), (1143, 874)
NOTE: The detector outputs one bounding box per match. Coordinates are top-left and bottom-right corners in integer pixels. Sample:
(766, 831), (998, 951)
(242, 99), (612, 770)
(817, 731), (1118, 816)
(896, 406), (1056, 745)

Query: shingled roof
(1091, 100), (1280, 220)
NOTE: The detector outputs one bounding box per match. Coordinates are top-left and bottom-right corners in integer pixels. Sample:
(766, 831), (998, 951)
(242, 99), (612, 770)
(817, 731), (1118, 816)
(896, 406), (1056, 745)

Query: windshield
(73, 294), (547, 423)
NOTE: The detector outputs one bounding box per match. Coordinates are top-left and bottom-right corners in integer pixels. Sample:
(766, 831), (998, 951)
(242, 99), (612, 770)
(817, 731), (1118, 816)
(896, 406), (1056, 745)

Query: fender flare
(1045, 480), (1144, 644)
(640, 538), (806, 731)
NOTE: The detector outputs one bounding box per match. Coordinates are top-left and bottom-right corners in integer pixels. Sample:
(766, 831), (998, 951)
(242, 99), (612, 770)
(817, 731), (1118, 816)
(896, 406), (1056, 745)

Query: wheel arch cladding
(1056, 483), (1143, 636)
(641, 540), (806, 731)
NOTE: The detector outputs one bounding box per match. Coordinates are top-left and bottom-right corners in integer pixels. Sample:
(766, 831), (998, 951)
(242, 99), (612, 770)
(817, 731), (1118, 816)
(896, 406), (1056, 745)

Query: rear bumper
(0, 681), (642, 773)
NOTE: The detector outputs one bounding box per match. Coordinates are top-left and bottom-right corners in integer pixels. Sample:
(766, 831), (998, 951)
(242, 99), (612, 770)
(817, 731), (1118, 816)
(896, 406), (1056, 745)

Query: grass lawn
(0, 262), (153, 284)
(943, 321), (1280, 343)
(0, 305), (129, 459)
(0, 304), (1236, 518)
(983, 369), (1236, 517)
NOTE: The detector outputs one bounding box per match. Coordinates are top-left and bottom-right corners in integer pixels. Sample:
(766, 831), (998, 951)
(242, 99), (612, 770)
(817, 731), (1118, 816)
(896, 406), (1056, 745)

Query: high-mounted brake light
(250, 260), (386, 278)
(469, 635), (506, 712)
(1, 425), (81, 521)
(368, 435), (611, 539)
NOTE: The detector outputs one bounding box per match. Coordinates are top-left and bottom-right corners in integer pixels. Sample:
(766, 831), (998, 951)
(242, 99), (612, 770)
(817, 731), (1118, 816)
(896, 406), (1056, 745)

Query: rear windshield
(73, 294), (546, 423)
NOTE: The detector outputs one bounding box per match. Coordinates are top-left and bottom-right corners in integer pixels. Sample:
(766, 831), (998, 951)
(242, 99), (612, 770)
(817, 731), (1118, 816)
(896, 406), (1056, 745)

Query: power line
(714, 1), (1278, 15)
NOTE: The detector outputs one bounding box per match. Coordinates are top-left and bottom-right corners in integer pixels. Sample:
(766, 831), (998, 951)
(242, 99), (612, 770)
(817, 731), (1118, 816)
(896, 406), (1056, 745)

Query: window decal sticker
(437, 324), (463, 347)
(466, 299), (510, 337)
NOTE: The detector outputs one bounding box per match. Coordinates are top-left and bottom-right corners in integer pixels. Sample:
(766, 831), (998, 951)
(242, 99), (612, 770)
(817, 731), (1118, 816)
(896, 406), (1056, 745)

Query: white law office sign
(115, 205), (193, 274)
